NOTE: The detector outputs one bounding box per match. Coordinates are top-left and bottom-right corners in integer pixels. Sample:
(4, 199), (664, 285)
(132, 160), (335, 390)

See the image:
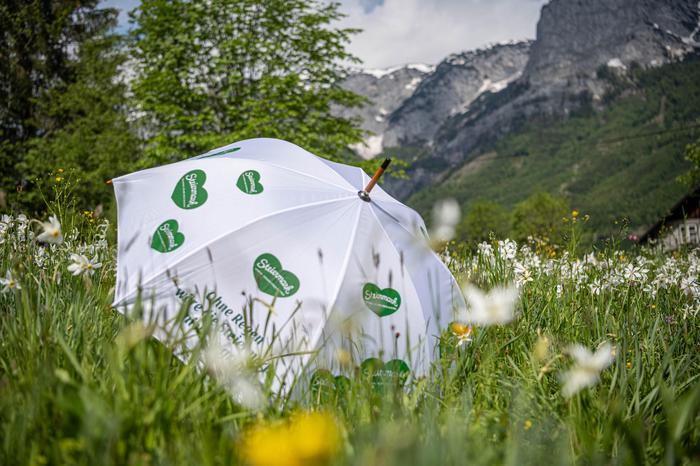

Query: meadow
(1, 203), (699, 465)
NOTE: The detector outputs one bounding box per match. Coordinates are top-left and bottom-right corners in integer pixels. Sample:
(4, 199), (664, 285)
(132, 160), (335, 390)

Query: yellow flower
(626, 361), (632, 369)
(241, 412), (340, 466)
(571, 210), (579, 218)
(55, 176), (63, 182)
(523, 419), (533, 431)
(449, 322), (470, 335)
(533, 330), (550, 362)
(450, 322), (473, 347)
(335, 349), (351, 368)
(58, 168), (64, 173)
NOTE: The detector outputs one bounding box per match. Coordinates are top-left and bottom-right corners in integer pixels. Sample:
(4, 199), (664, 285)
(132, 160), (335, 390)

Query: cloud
(101, 0), (547, 69)
(336, 0), (548, 68)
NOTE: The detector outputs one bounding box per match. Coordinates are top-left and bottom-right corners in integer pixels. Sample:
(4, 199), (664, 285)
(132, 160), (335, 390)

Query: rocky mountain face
(384, 42), (531, 149)
(367, 0), (700, 199)
(338, 42), (531, 159)
(334, 64), (434, 159)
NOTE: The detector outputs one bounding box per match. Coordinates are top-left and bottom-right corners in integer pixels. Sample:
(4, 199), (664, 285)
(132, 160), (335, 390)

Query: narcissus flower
(0, 270), (20, 293)
(458, 284), (519, 326)
(450, 322), (473, 347)
(202, 337), (266, 411)
(560, 342), (614, 397)
(67, 253), (102, 276)
(37, 215), (63, 244)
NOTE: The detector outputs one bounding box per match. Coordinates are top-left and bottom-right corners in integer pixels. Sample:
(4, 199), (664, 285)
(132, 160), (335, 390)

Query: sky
(102, 0), (548, 69)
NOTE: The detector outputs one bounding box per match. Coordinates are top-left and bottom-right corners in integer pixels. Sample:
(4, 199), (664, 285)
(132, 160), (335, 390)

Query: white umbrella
(112, 138), (465, 390)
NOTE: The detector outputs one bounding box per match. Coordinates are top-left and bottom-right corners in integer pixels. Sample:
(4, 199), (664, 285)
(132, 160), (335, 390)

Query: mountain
(407, 56), (700, 243)
(334, 64), (434, 159)
(384, 42), (531, 149)
(389, 0), (700, 199)
(339, 42), (531, 159)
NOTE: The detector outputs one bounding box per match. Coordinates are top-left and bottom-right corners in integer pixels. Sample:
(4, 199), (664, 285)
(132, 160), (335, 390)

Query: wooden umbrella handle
(363, 158), (392, 194)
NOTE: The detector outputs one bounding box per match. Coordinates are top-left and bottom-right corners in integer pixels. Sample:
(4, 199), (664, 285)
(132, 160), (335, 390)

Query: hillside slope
(407, 57), (700, 241)
(387, 0), (700, 199)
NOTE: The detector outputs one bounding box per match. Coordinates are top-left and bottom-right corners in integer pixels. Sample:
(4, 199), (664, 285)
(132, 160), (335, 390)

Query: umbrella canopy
(112, 138), (465, 388)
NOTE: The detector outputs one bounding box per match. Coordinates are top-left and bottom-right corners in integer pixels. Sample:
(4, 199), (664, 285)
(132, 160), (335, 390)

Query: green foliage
(0, 1), (118, 201)
(679, 137), (700, 187)
(456, 201), (509, 245)
(410, 57), (700, 245)
(130, 0), (365, 166)
(16, 35), (140, 211)
(510, 192), (569, 243)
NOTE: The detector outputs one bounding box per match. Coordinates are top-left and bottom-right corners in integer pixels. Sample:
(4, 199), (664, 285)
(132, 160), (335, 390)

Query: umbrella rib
(243, 160), (356, 193)
(114, 196), (357, 306)
(304, 202), (364, 356)
(366, 204), (440, 361)
(372, 202), (466, 316)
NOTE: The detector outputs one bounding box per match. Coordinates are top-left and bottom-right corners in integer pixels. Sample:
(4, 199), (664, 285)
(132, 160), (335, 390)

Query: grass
(1, 208), (699, 465)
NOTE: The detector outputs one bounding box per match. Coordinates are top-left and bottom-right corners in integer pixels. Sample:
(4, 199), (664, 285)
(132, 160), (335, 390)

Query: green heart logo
(172, 169), (208, 209)
(236, 170), (264, 195)
(360, 358), (410, 388)
(253, 253), (299, 297)
(310, 370), (351, 404)
(362, 283), (401, 317)
(151, 219), (185, 253)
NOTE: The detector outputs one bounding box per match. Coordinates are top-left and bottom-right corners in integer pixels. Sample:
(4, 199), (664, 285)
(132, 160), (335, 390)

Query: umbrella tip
(381, 158), (392, 170)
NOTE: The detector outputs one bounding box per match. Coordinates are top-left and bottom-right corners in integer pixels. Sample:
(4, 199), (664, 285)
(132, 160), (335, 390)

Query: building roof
(639, 187), (700, 243)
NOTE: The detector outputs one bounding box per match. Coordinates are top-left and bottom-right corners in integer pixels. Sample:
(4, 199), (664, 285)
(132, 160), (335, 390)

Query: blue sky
(101, 0), (547, 68)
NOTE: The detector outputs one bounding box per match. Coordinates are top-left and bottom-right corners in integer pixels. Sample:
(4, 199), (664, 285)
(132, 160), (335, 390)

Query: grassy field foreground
(0, 208), (699, 465)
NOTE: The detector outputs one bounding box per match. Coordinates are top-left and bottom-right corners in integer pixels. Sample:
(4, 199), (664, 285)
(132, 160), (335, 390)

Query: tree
(130, 0), (365, 166)
(456, 201), (509, 245)
(510, 192), (569, 243)
(0, 0), (120, 210)
(18, 34), (140, 211)
(680, 138), (700, 188)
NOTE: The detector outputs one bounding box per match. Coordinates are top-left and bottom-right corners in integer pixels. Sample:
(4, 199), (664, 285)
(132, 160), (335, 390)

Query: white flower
(202, 338), (266, 411)
(0, 270), (21, 293)
(556, 283), (563, 298)
(459, 284), (519, 326)
(589, 279), (603, 296)
(430, 199), (461, 242)
(680, 276), (700, 298)
(497, 239), (518, 261)
(514, 261), (534, 287)
(681, 303), (699, 319)
(477, 242), (494, 257)
(622, 263), (645, 284)
(561, 342), (615, 398)
(67, 253), (102, 276)
(37, 215), (63, 244)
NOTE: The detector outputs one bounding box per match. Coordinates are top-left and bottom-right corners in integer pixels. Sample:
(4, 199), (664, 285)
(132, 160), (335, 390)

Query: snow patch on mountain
(351, 134), (384, 159)
(477, 72), (522, 95)
(606, 58), (626, 69)
(405, 76), (423, 91)
(361, 63), (435, 79)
